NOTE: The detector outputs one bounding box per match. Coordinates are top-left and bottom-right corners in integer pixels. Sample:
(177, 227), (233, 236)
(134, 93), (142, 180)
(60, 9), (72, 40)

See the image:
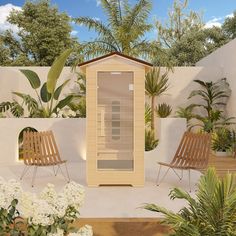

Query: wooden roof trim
(78, 52), (153, 67)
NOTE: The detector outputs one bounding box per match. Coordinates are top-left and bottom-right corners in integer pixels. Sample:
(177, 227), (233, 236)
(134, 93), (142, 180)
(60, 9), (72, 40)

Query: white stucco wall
(196, 38), (236, 117)
(0, 67), (78, 106)
(0, 66), (221, 117)
(0, 118), (86, 165)
(158, 66), (222, 114)
(145, 118), (187, 182)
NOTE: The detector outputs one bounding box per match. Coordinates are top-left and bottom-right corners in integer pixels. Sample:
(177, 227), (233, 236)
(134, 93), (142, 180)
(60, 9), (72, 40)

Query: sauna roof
(78, 52), (153, 67)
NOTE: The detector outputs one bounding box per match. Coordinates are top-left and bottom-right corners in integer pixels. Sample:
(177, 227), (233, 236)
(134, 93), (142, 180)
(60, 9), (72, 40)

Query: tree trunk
(151, 96), (155, 132)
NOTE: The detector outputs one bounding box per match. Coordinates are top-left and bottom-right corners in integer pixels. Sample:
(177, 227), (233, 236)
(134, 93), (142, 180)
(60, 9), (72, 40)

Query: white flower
(29, 199), (55, 226)
(40, 183), (57, 203)
(0, 178), (22, 210)
(51, 194), (68, 218)
(18, 192), (35, 218)
(62, 181), (85, 209)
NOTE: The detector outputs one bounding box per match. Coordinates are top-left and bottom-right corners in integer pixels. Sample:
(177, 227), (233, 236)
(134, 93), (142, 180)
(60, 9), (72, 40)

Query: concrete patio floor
(0, 161), (202, 218)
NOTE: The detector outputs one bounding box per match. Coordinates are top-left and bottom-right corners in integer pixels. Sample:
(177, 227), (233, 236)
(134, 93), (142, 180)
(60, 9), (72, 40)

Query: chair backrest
(171, 131), (211, 169)
(23, 130), (62, 165)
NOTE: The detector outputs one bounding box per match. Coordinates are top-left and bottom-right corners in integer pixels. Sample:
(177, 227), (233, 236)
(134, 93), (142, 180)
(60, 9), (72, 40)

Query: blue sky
(0, 0), (235, 42)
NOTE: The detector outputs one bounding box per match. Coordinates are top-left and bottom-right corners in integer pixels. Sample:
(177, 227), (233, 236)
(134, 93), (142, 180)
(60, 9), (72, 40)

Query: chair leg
(188, 169), (191, 192)
(57, 164), (70, 183)
(20, 166), (30, 180)
(172, 168), (182, 180)
(157, 166), (170, 186)
(64, 162), (70, 183)
(156, 165), (162, 186)
(31, 166), (38, 187)
(52, 165), (59, 176)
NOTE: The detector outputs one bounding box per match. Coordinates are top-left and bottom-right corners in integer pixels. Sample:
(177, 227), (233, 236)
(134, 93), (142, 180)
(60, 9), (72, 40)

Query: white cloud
(71, 30), (78, 36)
(204, 17), (223, 28)
(205, 13), (234, 29)
(0, 4), (21, 34)
(226, 13), (234, 18)
(96, 0), (101, 6)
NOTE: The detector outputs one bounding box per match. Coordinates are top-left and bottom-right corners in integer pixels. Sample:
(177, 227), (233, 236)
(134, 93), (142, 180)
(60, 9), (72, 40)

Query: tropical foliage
(175, 106), (195, 129)
(145, 129), (159, 151)
(183, 79), (234, 132)
(212, 128), (236, 152)
(145, 67), (169, 131)
(144, 168), (236, 235)
(156, 103), (172, 118)
(68, 73), (87, 118)
(145, 103), (152, 127)
(0, 49), (77, 118)
(74, 0), (157, 60)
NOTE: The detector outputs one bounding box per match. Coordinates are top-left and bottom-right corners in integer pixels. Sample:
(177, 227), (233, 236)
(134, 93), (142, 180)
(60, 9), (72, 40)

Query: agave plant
(144, 168), (236, 235)
(156, 103), (172, 118)
(145, 67), (169, 131)
(145, 129), (159, 151)
(0, 49), (73, 118)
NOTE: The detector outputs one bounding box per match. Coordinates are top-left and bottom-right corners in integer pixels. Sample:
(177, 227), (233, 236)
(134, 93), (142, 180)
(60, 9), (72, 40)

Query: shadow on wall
(158, 66), (222, 115)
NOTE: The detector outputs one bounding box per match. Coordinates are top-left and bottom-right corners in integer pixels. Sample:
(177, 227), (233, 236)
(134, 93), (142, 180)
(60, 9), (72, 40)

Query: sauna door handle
(101, 109), (105, 136)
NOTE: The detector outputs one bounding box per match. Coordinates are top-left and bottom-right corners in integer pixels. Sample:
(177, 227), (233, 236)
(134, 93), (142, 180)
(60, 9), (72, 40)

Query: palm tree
(144, 168), (236, 235)
(74, 0), (158, 59)
(145, 67), (169, 131)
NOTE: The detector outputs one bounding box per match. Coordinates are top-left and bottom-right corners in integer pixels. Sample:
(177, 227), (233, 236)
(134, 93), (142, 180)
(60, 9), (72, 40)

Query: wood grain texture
(85, 55), (148, 186)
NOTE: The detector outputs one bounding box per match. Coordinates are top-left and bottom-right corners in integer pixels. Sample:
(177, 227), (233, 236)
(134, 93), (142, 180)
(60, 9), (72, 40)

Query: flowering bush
(0, 178), (92, 236)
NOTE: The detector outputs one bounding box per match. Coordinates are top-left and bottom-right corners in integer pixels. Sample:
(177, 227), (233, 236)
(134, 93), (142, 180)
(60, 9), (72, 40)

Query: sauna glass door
(97, 72), (134, 171)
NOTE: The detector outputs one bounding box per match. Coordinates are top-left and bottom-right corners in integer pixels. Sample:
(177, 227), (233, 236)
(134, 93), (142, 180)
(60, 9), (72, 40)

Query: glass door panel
(97, 72), (134, 171)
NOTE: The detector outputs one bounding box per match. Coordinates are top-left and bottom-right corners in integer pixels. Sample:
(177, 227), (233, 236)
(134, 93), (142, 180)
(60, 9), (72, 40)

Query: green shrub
(212, 128), (236, 152)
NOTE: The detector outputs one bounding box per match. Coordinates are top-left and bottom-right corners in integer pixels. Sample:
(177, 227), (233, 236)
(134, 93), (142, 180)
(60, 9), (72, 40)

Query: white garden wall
(0, 118), (86, 165)
(0, 66), (221, 116)
(0, 67), (78, 105)
(145, 118), (187, 182)
(197, 38), (236, 118)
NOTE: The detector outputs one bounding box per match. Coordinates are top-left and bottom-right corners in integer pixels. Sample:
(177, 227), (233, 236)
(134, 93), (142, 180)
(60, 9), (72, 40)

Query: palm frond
(13, 92), (39, 115)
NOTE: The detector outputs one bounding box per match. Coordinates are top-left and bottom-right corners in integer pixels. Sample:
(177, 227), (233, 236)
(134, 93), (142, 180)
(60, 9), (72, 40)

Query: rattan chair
(156, 131), (211, 191)
(20, 130), (70, 187)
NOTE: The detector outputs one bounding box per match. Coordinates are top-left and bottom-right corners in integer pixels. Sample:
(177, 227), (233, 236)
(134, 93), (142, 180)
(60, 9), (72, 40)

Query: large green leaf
(40, 82), (52, 102)
(54, 79), (70, 100)
(47, 49), (72, 94)
(53, 95), (74, 113)
(20, 69), (41, 89)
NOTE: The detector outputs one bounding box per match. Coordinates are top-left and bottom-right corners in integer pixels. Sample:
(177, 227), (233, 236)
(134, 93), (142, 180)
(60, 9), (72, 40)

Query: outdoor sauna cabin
(79, 52), (152, 187)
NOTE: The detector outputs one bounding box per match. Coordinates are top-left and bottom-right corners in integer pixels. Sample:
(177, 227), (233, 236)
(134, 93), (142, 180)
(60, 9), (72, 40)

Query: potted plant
(212, 128), (236, 157)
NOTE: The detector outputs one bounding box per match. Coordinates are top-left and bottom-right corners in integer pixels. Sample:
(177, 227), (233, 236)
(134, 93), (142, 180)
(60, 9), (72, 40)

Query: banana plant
(0, 49), (73, 118)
